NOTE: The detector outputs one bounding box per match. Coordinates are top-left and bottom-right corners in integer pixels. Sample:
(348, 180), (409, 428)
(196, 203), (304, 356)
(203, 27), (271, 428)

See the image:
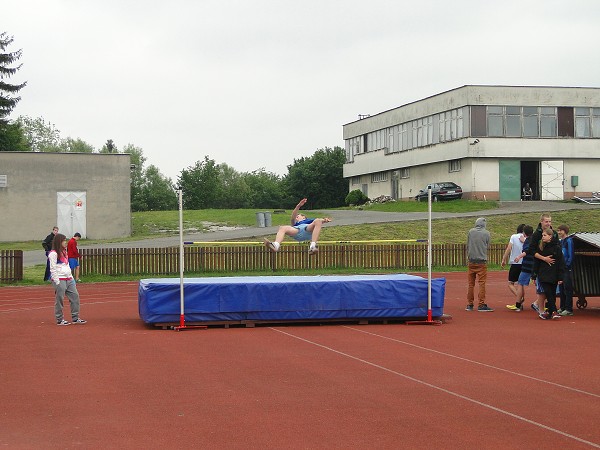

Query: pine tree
(0, 33), (27, 124)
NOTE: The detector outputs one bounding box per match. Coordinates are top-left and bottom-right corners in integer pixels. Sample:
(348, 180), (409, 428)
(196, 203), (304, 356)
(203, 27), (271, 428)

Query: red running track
(1, 272), (599, 449)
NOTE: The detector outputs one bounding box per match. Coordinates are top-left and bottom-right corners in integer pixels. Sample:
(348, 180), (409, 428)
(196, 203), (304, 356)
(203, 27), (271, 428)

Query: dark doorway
(521, 161), (539, 200)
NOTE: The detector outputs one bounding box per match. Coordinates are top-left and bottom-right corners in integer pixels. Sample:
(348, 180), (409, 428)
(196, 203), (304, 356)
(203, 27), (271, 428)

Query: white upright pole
(178, 189), (185, 328)
(427, 187), (432, 321)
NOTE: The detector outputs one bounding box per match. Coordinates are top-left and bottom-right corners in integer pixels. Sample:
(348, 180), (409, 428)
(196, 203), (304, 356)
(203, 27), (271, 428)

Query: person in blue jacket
(557, 224), (574, 316)
(264, 198), (331, 255)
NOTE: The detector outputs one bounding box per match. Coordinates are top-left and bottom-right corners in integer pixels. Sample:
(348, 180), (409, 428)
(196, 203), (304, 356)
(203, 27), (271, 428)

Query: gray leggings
(54, 279), (80, 322)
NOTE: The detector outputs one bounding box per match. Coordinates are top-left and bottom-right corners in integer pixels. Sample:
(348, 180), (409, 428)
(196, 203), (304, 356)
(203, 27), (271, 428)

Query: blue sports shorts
(68, 258), (79, 270)
(292, 223), (312, 242)
(517, 271), (531, 286)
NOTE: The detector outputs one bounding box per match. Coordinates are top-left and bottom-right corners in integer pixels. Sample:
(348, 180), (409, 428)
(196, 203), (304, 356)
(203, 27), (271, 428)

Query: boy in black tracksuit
(534, 228), (565, 320)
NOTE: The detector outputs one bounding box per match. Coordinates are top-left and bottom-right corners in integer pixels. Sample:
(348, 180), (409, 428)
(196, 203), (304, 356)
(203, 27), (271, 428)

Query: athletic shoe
(308, 247), (318, 255)
(477, 304), (494, 312)
(263, 238), (278, 253)
(72, 318), (87, 324)
(538, 312), (550, 320)
(57, 319), (71, 326)
(559, 310), (574, 316)
(515, 303), (523, 311)
(551, 312), (561, 320)
(531, 303), (540, 313)
(506, 304), (518, 310)
(465, 304), (474, 311)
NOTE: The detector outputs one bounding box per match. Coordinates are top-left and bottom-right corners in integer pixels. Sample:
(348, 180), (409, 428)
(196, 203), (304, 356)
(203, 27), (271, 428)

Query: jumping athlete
(264, 198), (331, 255)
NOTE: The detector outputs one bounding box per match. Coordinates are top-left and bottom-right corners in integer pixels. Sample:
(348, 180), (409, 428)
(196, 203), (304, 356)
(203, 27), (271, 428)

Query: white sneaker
(263, 238), (278, 252)
(72, 318), (87, 324)
(57, 319), (71, 326)
(308, 246), (318, 255)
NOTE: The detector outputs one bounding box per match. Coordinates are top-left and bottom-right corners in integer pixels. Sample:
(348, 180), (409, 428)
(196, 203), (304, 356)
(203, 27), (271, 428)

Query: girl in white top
(48, 233), (86, 326)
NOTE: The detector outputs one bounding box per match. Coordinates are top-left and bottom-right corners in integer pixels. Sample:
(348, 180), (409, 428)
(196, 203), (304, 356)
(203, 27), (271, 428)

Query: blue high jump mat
(138, 274), (446, 326)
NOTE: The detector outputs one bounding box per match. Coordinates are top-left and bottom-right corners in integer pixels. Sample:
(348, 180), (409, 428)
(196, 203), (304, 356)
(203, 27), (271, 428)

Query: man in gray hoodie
(466, 217), (494, 311)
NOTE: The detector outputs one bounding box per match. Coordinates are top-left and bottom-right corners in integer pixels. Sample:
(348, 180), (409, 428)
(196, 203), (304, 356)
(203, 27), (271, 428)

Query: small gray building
(0, 152), (131, 242)
(343, 85), (600, 201)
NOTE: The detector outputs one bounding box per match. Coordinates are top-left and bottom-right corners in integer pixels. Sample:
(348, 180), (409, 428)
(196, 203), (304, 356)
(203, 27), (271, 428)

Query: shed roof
(572, 232), (600, 250)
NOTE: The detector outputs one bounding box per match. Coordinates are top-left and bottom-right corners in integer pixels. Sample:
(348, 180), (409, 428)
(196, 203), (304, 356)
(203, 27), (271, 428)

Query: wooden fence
(0, 250), (23, 282)
(78, 243), (507, 276)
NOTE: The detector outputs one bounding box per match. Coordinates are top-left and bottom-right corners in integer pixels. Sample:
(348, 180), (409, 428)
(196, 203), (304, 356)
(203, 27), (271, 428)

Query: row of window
(351, 160), (461, 184)
(482, 106), (600, 138)
(346, 105), (600, 164)
(345, 107), (466, 162)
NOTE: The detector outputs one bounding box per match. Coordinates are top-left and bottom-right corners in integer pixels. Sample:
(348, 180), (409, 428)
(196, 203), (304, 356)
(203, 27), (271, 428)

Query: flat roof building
(343, 85), (600, 201)
(0, 152), (131, 242)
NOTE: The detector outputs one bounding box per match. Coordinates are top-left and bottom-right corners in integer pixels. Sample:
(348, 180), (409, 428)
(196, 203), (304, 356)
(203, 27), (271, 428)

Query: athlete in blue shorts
(264, 198), (331, 255)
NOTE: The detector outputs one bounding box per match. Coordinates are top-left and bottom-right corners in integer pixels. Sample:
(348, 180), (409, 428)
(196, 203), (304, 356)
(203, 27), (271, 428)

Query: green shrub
(345, 189), (369, 206)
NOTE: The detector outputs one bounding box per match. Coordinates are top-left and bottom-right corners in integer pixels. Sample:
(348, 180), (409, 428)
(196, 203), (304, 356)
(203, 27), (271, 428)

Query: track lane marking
(343, 326), (600, 399)
(270, 327), (600, 449)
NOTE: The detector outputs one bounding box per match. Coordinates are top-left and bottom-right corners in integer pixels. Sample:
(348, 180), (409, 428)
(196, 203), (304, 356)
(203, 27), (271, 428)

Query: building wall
(343, 85), (600, 201)
(0, 152), (131, 242)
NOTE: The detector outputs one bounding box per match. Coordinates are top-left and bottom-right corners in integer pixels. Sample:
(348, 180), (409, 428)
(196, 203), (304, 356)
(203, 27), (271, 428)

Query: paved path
(23, 201), (596, 267)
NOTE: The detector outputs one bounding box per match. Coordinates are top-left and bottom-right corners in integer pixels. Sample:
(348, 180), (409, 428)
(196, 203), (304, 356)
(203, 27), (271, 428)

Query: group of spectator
(465, 213), (574, 320)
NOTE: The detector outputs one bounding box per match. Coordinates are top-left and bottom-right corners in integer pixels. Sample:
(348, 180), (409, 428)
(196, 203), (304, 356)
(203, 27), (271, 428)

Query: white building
(343, 85), (600, 201)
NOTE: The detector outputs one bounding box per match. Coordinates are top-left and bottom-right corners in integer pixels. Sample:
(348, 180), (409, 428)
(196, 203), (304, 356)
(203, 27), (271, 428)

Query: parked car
(415, 182), (463, 202)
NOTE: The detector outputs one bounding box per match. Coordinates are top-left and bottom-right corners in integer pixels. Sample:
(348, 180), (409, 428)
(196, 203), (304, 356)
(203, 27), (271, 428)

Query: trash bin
(255, 212), (265, 228)
(571, 232), (600, 309)
(264, 211), (272, 227)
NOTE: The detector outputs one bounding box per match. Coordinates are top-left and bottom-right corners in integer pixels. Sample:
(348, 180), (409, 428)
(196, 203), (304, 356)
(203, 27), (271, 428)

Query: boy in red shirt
(67, 232), (82, 282)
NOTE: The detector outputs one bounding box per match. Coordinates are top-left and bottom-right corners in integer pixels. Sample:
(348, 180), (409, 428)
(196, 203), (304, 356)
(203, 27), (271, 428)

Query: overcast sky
(4, 0), (600, 181)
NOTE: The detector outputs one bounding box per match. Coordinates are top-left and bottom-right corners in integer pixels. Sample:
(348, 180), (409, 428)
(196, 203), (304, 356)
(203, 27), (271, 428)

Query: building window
(449, 159), (461, 173)
(575, 107), (600, 138)
(351, 176), (361, 185)
(439, 108), (464, 142)
(540, 107), (557, 137)
(367, 129), (387, 151)
(488, 106), (504, 137)
(371, 172), (388, 183)
(401, 123), (410, 150)
(522, 107), (539, 137)
(399, 168), (410, 179)
(505, 106), (521, 137)
(471, 106), (487, 137)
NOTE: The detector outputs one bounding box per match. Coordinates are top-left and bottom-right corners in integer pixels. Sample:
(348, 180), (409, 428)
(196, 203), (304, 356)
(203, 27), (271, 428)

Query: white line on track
(0, 298), (136, 314)
(270, 327), (600, 449)
(343, 326), (600, 399)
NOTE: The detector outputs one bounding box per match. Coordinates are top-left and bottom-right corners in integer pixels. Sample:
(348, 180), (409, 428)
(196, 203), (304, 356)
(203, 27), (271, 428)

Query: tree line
(0, 32), (349, 212)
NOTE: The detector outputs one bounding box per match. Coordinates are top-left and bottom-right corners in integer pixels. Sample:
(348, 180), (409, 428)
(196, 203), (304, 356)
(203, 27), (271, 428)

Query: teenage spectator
(513, 225), (535, 311)
(503, 224), (526, 310)
(466, 217), (493, 312)
(527, 214), (557, 314)
(535, 228), (565, 320)
(42, 226), (58, 281)
(557, 224), (574, 316)
(67, 232), (82, 283)
(49, 233), (86, 326)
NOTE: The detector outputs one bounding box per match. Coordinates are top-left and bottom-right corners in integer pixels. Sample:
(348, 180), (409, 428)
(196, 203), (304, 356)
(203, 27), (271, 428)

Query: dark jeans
(559, 269), (574, 312)
(540, 281), (558, 314)
(44, 251), (51, 281)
